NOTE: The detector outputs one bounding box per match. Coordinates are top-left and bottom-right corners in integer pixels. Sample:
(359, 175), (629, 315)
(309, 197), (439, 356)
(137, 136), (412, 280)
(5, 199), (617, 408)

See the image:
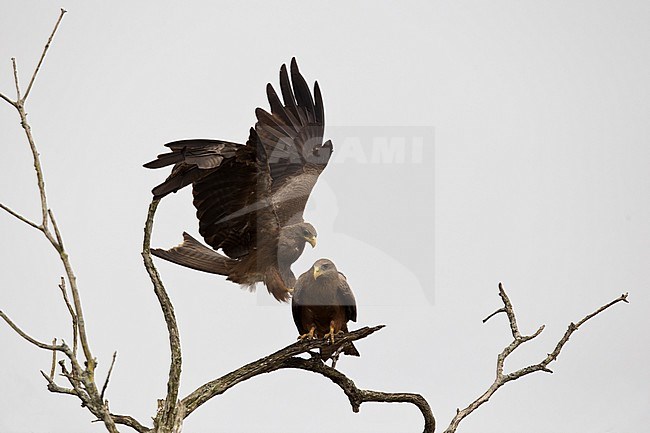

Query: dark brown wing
(255, 58), (333, 226)
(336, 272), (357, 323)
(144, 139), (240, 199)
(144, 131), (277, 259)
(192, 129), (277, 258)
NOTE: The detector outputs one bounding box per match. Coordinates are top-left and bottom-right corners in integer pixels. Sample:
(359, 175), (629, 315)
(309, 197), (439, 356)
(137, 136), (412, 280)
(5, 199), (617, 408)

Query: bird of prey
(144, 59), (332, 302)
(292, 259), (359, 359)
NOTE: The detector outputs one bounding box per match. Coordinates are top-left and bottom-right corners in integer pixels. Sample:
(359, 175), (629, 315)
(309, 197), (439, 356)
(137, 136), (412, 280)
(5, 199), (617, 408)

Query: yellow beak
(313, 265), (322, 280)
(306, 235), (317, 248)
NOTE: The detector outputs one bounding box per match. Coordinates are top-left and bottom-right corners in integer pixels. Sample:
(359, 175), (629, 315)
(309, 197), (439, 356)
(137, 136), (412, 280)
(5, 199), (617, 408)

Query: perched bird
(292, 259), (359, 359)
(144, 59), (331, 302)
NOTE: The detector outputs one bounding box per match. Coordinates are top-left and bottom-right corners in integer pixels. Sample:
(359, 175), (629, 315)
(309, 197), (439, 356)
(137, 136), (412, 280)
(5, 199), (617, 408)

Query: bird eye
(321, 264), (329, 269)
(303, 230), (310, 236)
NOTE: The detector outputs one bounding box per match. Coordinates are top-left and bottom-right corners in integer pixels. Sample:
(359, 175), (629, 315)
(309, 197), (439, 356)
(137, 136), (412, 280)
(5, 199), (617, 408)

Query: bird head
(312, 258), (337, 280)
(301, 222), (318, 248)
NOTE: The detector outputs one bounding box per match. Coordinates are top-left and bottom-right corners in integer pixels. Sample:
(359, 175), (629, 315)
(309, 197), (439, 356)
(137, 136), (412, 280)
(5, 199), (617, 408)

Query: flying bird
(292, 259), (359, 359)
(144, 59), (332, 302)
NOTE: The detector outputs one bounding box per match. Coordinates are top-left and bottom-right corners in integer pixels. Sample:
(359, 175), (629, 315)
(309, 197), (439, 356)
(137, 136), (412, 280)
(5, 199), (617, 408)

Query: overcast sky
(1, 1), (648, 432)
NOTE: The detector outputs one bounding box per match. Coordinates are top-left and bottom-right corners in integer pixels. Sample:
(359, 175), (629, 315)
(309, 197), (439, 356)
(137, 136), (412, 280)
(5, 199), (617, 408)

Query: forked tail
(151, 232), (233, 276)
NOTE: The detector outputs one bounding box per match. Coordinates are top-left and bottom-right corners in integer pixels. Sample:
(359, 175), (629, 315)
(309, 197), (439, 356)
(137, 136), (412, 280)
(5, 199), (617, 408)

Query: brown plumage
(292, 259), (359, 359)
(144, 59), (331, 302)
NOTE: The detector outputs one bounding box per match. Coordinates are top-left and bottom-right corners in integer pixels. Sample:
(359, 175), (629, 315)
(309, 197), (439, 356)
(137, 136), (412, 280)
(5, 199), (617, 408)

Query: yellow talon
(298, 326), (316, 340)
(323, 323), (336, 344)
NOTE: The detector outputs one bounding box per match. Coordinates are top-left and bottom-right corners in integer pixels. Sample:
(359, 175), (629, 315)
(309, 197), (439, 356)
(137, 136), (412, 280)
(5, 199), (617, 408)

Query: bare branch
(282, 357), (435, 433)
(182, 326), (384, 415)
(22, 9), (67, 101)
(482, 307), (505, 323)
(142, 198), (183, 429)
(497, 282), (520, 338)
(443, 287), (629, 433)
(0, 202), (40, 229)
(100, 351), (118, 402)
(12, 58), (21, 100)
(0, 88), (15, 106)
(58, 277), (78, 355)
(0, 310), (68, 353)
(48, 209), (64, 249)
(40, 370), (77, 396)
(110, 414), (151, 433)
(178, 325), (435, 431)
(49, 338), (58, 379)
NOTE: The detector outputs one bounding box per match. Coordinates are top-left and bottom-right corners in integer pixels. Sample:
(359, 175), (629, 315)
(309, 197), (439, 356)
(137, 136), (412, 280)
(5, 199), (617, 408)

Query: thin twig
(22, 9), (67, 101)
(0, 310), (67, 352)
(40, 370), (77, 396)
(100, 351), (118, 402)
(12, 58), (21, 100)
(482, 307), (505, 323)
(0, 89), (14, 106)
(109, 414), (151, 433)
(58, 277), (78, 355)
(0, 202), (40, 229)
(497, 282), (520, 338)
(50, 338), (58, 379)
(48, 209), (64, 249)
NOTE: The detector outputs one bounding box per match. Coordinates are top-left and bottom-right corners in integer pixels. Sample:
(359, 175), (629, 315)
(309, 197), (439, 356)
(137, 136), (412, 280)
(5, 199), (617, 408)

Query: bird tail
(151, 232), (233, 276)
(342, 342), (360, 357)
(320, 342), (360, 360)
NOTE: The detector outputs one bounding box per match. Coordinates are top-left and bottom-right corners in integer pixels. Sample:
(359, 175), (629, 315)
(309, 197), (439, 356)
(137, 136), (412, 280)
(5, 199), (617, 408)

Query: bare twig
(482, 307), (505, 323)
(110, 414), (151, 433)
(22, 9), (67, 101)
(100, 351), (118, 402)
(40, 370), (77, 396)
(12, 58), (21, 100)
(443, 284), (629, 433)
(0, 310), (68, 352)
(142, 199), (183, 431)
(58, 277), (78, 355)
(0, 202), (40, 229)
(48, 209), (64, 249)
(49, 338), (58, 379)
(0, 88), (14, 105)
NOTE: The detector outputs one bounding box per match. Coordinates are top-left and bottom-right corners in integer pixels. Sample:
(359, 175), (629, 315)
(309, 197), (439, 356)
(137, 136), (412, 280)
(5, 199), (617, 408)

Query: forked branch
(443, 283), (628, 433)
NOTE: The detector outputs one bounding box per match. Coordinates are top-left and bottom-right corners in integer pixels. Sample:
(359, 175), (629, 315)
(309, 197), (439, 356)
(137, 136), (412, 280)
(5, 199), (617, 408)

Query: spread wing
(144, 131), (277, 258)
(144, 58), (329, 258)
(255, 58), (333, 226)
(144, 139), (240, 199)
(191, 130), (277, 258)
(336, 273), (357, 322)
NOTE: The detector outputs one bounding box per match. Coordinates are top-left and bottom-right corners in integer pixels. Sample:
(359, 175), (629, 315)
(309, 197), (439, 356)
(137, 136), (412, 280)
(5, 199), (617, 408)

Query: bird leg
(323, 322), (336, 344)
(298, 326), (316, 340)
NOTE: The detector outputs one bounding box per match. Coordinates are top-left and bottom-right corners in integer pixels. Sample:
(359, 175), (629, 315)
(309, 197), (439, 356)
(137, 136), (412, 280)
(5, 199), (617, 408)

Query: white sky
(0, 1), (648, 432)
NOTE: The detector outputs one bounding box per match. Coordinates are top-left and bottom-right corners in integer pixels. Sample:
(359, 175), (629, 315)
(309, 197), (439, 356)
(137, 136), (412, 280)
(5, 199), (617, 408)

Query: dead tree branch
(179, 324), (435, 432)
(142, 199), (183, 432)
(443, 283), (628, 433)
